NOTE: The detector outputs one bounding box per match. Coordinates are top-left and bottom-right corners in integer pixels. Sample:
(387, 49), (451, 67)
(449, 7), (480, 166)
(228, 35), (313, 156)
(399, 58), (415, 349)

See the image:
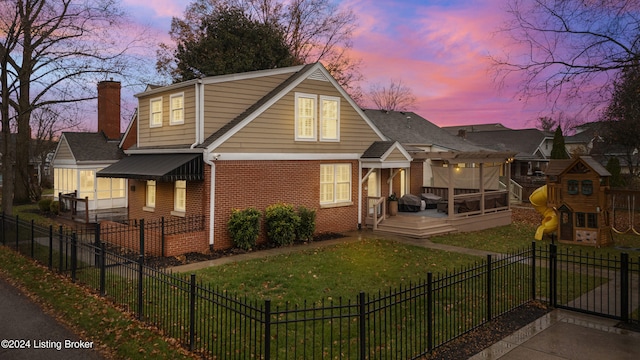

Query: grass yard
(190, 238), (484, 306)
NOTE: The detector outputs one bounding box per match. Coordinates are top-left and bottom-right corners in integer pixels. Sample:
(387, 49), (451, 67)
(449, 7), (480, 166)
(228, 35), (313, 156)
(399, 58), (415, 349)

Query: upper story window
(295, 93), (317, 141)
(295, 92), (341, 142)
(150, 97), (163, 128)
(567, 180), (578, 195)
(582, 180), (593, 195)
(170, 93), (184, 125)
(320, 96), (340, 141)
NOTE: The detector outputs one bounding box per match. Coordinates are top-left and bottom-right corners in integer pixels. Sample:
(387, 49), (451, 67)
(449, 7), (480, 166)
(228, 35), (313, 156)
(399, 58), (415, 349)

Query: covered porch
(365, 150), (516, 239)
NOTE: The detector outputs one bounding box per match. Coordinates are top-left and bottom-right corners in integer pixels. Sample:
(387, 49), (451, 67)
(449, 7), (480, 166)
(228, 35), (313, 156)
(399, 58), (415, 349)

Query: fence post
(161, 217), (165, 257)
(549, 244), (557, 307)
(58, 226), (63, 273)
(427, 272), (433, 353)
(100, 243), (106, 296)
(359, 291), (366, 360)
(48, 225), (53, 269)
(189, 273), (196, 351)
(139, 219), (145, 259)
(620, 253), (629, 322)
(71, 233), (77, 283)
(531, 242), (536, 300)
(264, 299), (271, 360)
(30, 219), (35, 258)
(137, 254), (144, 320)
(94, 222), (101, 269)
(486, 254), (493, 321)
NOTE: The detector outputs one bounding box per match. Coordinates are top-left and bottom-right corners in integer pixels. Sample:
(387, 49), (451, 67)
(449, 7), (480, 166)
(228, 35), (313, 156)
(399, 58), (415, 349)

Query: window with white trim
(320, 96), (340, 141)
(320, 164), (351, 205)
(150, 97), (163, 128)
(174, 180), (186, 212)
(170, 93), (184, 125)
(146, 180), (156, 208)
(295, 93), (317, 140)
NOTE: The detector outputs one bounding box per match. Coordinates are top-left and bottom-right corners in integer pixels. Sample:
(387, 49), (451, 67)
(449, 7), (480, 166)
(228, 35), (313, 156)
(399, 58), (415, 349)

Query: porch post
(448, 162), (454, 217)
(506, 158), (512, 209)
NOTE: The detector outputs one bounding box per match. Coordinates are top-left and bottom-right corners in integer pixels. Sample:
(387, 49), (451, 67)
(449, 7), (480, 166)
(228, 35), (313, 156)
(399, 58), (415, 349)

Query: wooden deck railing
(367, 196), (386, 229)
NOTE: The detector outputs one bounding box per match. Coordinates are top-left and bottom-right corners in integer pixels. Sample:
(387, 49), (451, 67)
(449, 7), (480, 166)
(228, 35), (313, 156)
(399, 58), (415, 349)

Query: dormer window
(295, 92), (340, 142)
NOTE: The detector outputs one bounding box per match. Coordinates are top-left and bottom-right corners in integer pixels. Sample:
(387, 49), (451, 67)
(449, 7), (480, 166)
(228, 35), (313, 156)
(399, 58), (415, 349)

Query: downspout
(358, 160), (363, 229)
(204, 154), (215, 247)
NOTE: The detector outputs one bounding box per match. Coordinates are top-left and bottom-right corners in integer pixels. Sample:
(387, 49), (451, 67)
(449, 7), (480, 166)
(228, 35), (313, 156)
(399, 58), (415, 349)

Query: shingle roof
(546, 156), (611, 177)
(62, 132), (124, 162)
(460, 129), (550, 159)
(361, 141), (396, 159)
(362, 110), (489, 152)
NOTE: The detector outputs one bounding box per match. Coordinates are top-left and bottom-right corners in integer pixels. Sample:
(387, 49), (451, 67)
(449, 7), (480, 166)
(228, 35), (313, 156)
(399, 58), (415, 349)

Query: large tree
(601, 63), (640, 178)
(157, 0), (361, 97)
(0, 0), (148, 211)
(492, 0), (640, 110)
(172, 6), (297, 80)
(366, 79), (417, 112)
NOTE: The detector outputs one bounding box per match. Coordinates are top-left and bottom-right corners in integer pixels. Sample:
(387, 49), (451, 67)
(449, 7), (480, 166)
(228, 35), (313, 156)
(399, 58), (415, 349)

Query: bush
(228, 208), (261, 250)
(38, 198), (53, 213)
(49, 201), (60, 215)
(296, 206), (316, 241)
(265, 203), (300, 246)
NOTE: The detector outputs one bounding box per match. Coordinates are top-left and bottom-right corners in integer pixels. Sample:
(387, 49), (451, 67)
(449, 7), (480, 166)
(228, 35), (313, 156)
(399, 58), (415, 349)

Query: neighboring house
(51, 81), (128, 221)
(97, 63), (392, 252)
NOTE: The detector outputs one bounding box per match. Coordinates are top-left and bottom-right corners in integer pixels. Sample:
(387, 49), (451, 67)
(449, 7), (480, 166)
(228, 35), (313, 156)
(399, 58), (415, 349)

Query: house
(51, 81), (128, 222)
(97, 63), (395, 253)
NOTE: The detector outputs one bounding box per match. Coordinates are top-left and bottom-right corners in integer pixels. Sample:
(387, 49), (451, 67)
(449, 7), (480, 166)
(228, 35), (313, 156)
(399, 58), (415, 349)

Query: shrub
(265, 203), (300, 246)
(296, 206), (316, 241)
(38, 198), (53, 213)
(228, 208), (261, 250)
(49, 201), (60, 215)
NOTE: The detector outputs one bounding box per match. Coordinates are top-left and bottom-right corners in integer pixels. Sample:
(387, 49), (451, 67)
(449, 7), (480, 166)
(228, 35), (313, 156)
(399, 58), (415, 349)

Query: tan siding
(203, 74), (293, 136)
(137, 86), (197, 148)
(215, 79), (382, 153)
(385, 149), (409, 162)
(54, 138), (74, 161)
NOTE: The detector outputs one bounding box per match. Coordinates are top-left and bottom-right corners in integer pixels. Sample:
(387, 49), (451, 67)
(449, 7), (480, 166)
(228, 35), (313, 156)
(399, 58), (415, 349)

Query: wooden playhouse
(544, 156), (612, 247)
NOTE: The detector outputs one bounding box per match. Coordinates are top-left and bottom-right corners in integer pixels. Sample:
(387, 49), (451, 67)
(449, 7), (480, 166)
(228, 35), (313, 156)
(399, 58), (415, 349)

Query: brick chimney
(97, 80), (121, 140)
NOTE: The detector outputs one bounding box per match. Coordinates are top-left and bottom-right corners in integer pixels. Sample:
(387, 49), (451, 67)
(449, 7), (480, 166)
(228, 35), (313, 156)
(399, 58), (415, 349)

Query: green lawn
(191, 238), (483, 306)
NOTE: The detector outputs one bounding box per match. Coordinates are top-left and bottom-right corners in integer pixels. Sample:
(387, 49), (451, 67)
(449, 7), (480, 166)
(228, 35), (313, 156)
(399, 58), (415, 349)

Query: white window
(174, 180), (186, 212)
(320, 164), (351, 205)
(320, 96), (340, 141)
(170, 93), (184, 125)
(146, 180), (156, 208)
(150, 97), (162, 128)
(295, 93), (317, 141)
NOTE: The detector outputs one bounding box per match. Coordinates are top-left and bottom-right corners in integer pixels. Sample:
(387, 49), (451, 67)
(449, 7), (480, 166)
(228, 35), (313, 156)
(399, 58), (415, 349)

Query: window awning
(96, 153), (204, 181)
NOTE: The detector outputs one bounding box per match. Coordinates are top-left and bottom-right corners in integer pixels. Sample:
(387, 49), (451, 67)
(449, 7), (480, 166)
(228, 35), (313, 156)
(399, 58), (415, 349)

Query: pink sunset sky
(118, 0), (578, 130)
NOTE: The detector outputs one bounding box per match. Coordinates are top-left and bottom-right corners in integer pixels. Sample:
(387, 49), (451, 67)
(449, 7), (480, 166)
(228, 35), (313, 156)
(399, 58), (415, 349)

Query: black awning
(97, 153), (204, 181)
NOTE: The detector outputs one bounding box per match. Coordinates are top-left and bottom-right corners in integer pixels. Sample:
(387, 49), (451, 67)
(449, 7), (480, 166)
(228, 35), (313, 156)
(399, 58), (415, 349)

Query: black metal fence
(1, 213), (638, 359)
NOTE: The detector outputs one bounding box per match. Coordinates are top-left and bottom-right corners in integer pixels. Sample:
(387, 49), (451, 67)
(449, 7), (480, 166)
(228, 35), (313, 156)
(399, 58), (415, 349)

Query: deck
(367, 208), (512, 239)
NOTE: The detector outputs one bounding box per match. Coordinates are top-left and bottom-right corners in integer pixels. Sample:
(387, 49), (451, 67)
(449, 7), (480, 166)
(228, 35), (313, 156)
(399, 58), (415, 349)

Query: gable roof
(546, 156), (611, 177)
(196, 63), (386, 151)
(458, 129), (551, 159)
(363, 110), (488, 152)
(59, 132), (124, 162)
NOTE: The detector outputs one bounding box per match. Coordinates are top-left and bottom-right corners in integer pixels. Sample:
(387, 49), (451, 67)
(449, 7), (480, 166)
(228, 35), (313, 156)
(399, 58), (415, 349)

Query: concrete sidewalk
(470, 309), (640, 360)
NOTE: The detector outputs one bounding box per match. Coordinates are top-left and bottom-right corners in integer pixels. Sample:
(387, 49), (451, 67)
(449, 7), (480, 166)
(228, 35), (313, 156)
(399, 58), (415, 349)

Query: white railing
(367, 196), (386, 229)
(499, 179), (523, 203)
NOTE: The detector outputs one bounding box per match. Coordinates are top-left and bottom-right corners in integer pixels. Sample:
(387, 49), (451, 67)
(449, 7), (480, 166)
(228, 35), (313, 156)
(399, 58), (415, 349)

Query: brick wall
(212, 160), (359, 250)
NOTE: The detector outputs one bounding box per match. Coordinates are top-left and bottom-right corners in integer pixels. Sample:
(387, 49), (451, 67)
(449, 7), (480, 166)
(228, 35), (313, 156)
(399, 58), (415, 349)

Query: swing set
(611, 194), (640, 235)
